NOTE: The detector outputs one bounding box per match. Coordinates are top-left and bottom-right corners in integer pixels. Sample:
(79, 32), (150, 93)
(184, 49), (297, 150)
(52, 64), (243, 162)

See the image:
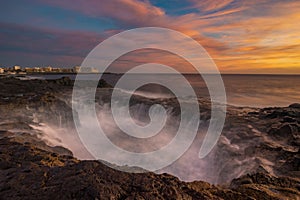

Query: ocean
(27, 74), (300, 108)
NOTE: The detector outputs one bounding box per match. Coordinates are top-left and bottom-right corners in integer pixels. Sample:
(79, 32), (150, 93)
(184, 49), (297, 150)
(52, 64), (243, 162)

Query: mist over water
(23, 74), (300, 184)
(30, 123), (94, 159)
(28, 90), (234, 184)
(30, 74), (300, 108)
(97, 111), (213, 182)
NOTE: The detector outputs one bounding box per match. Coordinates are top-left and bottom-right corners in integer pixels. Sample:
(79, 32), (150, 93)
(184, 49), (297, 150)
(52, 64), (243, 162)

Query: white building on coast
(13, 65), (21, 71)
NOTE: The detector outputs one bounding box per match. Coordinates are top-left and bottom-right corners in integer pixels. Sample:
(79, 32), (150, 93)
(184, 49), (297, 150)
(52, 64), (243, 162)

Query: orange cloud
(171, 0), (300, 74)
(189, 0), (235, 12)
(35, 0), (300, 74)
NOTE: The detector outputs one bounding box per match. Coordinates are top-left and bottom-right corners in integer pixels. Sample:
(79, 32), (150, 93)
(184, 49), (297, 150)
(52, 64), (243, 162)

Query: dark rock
(282, 116), (297, 123)
(97, 79), (112, 88)
(248, 111), (259, 115)
(263, 106), (300, 119)
(54, 76), (73, 86)
(268, 123), (299, 140)
(231, 172), (300, 189)
(289, 103), (300, 109)
(1, 137), (299, 199)
(0, 122), (33, 131)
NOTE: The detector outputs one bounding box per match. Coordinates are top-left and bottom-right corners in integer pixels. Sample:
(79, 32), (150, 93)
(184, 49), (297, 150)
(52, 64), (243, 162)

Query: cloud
(189, 0), (235, 12)
(35, 0), (165, 27)
(179, 0), (300, 73)
(0, 22), (105, 67)
(0, 0), (230, 71)
(108, 49), (197, 73)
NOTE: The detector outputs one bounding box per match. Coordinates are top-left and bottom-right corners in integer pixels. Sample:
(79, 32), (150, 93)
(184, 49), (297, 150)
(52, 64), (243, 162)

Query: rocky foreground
(0, 76), (300, 199)
(1, 132), (299, 200)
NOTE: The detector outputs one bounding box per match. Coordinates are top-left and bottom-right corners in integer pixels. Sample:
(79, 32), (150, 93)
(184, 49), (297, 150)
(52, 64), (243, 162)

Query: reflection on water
(29, 74), (300, 108)
(222, 75), (300, 107)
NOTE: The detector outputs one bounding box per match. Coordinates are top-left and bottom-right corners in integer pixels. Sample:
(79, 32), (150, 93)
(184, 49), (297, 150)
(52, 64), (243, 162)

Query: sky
(0, 0), (300, 74)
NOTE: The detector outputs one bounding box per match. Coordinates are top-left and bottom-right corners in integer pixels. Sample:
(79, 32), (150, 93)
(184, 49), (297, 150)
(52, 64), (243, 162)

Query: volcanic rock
(0, 136), (299, 199)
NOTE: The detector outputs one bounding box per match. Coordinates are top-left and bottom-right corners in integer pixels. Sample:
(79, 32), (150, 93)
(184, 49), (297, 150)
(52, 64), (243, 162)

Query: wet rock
(266, 109), (298, 118)
(289, 103), (300, 109)
(54, 76), (73, 86)
(230, 173), (300, 199)
(268, 123), (299, 138)
(1, 136), (299, 199)
(282, 116), (297, 123)
(97, 79), (112, 88)
(231, 172), (300, 189)
(0, 122), (33, 131)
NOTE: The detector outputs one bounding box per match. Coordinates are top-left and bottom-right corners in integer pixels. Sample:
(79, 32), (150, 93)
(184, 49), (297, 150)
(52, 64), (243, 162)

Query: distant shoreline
(1, 72), (300, 76)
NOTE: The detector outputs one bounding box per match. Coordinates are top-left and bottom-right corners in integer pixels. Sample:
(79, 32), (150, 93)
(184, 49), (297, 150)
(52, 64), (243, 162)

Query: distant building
(51, 68), (61, 73)
(73, 66), (81, 73)
(43, 66), (52, 72)
(79, 67), (99, 73)
(7, 65), (96, 74)
(34, 67), (41, 72)
(13, 65), (21, 71)
(25, 67), (34, 73)
(91, 67), (99, 73)
(0, 68), (4, 74)
(59, 68), (71, 73)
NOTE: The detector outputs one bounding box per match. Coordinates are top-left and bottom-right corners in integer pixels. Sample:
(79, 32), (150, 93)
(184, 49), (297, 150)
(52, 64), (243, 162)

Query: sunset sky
(1, 0), (300, 74)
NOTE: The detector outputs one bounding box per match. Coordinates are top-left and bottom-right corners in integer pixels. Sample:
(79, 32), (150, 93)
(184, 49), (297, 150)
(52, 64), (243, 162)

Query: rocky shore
(0, 76), (299, 199)
(1, 133), (299, 199)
